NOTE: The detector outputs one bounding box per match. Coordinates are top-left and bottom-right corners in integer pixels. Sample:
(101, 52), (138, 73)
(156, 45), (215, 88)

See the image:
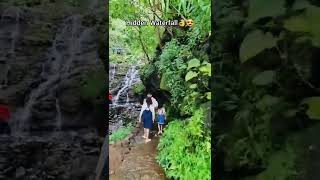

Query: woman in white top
(138, 97), (155, 143)
(139, 93), (158, 122)
(142, 93), (158, 109)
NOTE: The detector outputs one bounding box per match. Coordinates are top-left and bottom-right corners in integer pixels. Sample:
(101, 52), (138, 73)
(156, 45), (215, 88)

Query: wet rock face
(0, 1), (107, 132)
(109, 64), (142, 134)
(0, 130), (103, 180)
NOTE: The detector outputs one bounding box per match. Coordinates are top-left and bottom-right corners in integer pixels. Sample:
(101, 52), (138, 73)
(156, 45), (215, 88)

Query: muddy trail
(109, 124), (167, 180)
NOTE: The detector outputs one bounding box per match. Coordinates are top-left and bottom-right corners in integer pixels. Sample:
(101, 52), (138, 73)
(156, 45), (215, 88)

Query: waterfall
(109, 65), (142, 134)
(0, 7), (21, 88)
(1, 6), (21, 56)
(126, 93), (130, 105)
(109, 64), (116, 88)
(114, 66), (139, 105)
(12, 14), (93, 134)
(55, 98), (62, 131)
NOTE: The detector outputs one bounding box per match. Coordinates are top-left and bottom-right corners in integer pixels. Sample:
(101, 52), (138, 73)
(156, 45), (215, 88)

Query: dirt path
(109, 128), (167, 180)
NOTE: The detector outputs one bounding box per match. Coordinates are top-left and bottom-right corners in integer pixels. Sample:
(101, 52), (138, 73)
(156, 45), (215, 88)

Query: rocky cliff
(0, 0), (107, 134)
(0, 0), (107, 179)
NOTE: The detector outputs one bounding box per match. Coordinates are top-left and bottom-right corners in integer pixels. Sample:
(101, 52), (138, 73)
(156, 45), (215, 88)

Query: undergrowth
(109, 123), (134, 144)
(157, 108), (211, 180)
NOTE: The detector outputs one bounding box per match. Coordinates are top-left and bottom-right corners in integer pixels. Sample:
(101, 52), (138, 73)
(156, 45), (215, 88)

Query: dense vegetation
(213, 0), (320, 179)
(110, 0), (211, 179)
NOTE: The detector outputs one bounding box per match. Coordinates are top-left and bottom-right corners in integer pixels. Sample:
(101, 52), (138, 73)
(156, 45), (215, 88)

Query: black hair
(146, 97), (152, 107)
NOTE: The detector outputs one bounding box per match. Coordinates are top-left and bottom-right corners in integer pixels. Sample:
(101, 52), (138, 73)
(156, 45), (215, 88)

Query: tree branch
(136, 26), (151, 62)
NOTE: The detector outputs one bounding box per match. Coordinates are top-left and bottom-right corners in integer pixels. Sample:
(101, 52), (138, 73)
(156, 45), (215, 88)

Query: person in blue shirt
(157, 104), (166, 135)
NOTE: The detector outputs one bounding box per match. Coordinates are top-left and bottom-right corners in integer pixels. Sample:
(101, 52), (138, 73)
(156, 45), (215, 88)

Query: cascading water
(1, 6), (20, 56)
(11, 14), (96, 135)
(55, 98), (62, 131)
(109, 65), (142, 134)
(114, 66), (139, 105)
(0, 7), (21, 88)
(110, 64), (116, 82)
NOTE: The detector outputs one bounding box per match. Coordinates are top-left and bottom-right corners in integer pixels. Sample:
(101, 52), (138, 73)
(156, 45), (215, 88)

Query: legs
(157, 124), (164, 134)
(142, 128), (147, 138)
(145, 128), (151, 143)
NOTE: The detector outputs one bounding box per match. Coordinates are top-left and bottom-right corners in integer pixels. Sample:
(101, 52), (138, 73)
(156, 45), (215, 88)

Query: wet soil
(109, 127), (167, 180)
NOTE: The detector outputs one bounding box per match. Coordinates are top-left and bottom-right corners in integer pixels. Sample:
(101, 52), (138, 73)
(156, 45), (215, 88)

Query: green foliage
(301, 97), (320, 120)
(284, 4), (320, 47)
(80, 67), (106, 101)
(256, 146), (297, 180)
(185, 71), (198, 81)
(247, 0), (286, 24)
(109, 123), (134, 144)
(133, 83), (145, 95)
(187, 58), (201, 70)
(109, 1), (162, 63)
(213, 0), (320, 179)
(157, 108), (211, 180)
(141, 63), (156, 80)
(240, 30), (278, 63)
(199, 62), (211, 76)
(160, 73), (170, 91)
(155, 0), (211, 37)
(252, 70), (276, 86)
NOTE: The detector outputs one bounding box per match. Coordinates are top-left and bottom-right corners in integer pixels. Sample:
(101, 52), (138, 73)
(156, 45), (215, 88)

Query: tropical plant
(109, 123), (134, 144)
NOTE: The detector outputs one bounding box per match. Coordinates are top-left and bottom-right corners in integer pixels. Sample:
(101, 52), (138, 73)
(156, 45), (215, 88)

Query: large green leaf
(256, 95), (280, 110)
(252, 70), (276, 85)
(185, 71), (198, 81)
(301, 97), (320, 120)
(292, 0), (310, 10)
(247, 0), (286, 24)
(187, 58), (201, 70)
(189, 84), (197, 89)
(199, 63), (211, 76)
(284, 4), (320, 47)
(240, 30), (278, 63)
(206, 92), (211, 100)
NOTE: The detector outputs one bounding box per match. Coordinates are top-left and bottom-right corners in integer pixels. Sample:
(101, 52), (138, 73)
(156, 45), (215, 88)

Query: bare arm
(151, 107), (155, 122)
(139, 103), (147, 122)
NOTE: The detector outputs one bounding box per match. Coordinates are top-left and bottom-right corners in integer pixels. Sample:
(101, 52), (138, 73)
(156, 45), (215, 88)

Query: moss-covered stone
(160, 73), (170, 91)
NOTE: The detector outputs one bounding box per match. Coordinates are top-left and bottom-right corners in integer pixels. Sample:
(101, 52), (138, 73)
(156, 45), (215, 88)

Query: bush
(133, 83), (145, 95)
(109, 123), (134, 144)
(157, 108), (211, 180)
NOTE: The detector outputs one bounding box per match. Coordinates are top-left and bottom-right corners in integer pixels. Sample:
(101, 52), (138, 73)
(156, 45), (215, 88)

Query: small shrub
(109, 123), (134, 144)
(133, 83), (145, 95)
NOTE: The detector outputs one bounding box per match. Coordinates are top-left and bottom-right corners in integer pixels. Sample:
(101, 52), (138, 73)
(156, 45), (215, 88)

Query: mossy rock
(160, 74), (170, 91)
